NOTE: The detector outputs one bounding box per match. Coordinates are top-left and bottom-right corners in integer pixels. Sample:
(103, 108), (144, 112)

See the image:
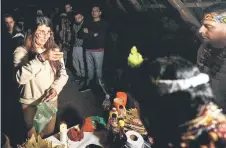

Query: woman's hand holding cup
(41, 48), (63, 61)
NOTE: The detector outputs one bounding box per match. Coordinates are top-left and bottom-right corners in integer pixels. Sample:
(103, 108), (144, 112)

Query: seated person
(131, 56), (226, 147)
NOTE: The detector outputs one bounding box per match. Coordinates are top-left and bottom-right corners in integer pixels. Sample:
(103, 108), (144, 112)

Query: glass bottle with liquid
(109, 107), (118, 119)
(115, 120), (127, 148)
(107, 113), (119, 147)
(118, 105), (126, 120)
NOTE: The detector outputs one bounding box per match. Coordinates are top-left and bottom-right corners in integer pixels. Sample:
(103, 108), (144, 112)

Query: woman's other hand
(42, 88), (57, 102)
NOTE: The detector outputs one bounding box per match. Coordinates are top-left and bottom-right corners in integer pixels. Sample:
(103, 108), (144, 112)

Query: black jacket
(78, 19), (108, 49)
(6, 25), (25, 50)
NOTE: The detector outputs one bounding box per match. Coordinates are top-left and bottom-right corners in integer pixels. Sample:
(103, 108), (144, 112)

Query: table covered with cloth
(46, 125), (106, 148)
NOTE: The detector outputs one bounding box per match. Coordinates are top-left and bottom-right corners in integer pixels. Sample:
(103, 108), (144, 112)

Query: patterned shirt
(73, 23), (83, 47)
(56, 14), (72, 50)
(197, 44), (226, 78)
(197, 44), (226, 108)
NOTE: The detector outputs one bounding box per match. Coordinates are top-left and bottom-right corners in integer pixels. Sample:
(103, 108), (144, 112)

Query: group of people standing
(3, 3), (108, 143)
(3, 1), (226, 147)
(54, 4), (109, 92)
(4, 3), (109, 93)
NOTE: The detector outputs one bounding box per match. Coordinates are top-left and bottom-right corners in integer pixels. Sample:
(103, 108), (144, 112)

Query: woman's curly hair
(25, 16), (63, 79)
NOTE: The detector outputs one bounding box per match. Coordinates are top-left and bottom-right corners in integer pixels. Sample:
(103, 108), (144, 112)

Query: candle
(60, 122), (67, 143)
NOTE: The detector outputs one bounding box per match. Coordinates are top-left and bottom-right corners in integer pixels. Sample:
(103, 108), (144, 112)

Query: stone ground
(56, 68), (105, 128)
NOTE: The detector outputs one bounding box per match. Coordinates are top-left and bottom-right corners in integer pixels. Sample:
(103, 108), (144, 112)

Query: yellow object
(60, 122), (67, 132)
(119, 120), (125, 127)
(209, 132), (218, 142)
(205, 115), (213, 125)
(128, 46), (144, 68)
(18, 134), (65, 148)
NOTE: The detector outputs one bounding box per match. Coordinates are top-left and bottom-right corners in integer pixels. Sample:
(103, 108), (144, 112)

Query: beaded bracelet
(37, 54), (45, 62)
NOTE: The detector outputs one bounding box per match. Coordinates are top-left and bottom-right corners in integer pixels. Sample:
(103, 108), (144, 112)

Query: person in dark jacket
(78, 6), (108, 92)
(64, 3), (75, 25)
(197, 3), (226, 112)
(4, 13), (24, 49)
(51, 8), (60, 37)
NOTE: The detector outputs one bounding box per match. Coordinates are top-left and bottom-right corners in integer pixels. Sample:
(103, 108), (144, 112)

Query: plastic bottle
(111, 113), (118, 132)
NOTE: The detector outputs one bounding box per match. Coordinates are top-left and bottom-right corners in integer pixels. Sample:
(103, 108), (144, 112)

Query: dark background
(3, 0), (200, 65)
(2, 0), (200, 145)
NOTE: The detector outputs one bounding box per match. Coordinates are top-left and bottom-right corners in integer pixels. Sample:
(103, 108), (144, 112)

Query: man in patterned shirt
(72, 11), (85, 85)
(197, 3), (226, 111)
(55, 13), (72, 65)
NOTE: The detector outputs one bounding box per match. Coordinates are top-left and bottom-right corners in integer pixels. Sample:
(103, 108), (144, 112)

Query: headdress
(204, 13), (226, 24)
(151, 73), (210, 94)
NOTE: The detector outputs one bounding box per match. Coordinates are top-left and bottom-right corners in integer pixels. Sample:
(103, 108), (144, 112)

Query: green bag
(34, 102), (58, 134)
(90, 116), (107, 129)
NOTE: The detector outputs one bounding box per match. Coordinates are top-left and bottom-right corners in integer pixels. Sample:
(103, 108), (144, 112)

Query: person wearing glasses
(13, 16), (68, 138)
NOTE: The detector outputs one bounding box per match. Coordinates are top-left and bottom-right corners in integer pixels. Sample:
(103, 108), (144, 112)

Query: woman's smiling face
(34, 25), (52, 47)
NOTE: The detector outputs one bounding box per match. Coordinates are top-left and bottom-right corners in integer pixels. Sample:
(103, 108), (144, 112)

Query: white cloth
(157, 73), (209, 94)
(12, 33), (24, 38)
(46, 126), (106, 148)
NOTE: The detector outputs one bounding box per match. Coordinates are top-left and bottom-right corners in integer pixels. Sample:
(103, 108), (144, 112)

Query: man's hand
(83, 28), (88, 33)
(94, 33), (98, 37)
(41, 48), (63, 61)
(42, 88), (57, 102)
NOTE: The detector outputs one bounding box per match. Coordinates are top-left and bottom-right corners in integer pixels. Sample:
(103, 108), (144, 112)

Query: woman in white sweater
(13, 16), (68, 138)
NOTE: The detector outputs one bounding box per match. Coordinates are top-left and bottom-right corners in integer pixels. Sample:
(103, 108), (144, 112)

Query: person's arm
(13, 46), (48, 84)
(78, 29), (94, 39)
(55, 24), (60, 36)
(67, 25), (73, 47)
(77, 21), (94, 39)
(77, 26), (84, 39)
(50, 58), (69, 95)
(55, 24), (61, 45)
(71, 24), (76, 45)
(197, 44), (205, 65)
(93, 21), (109, 41)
